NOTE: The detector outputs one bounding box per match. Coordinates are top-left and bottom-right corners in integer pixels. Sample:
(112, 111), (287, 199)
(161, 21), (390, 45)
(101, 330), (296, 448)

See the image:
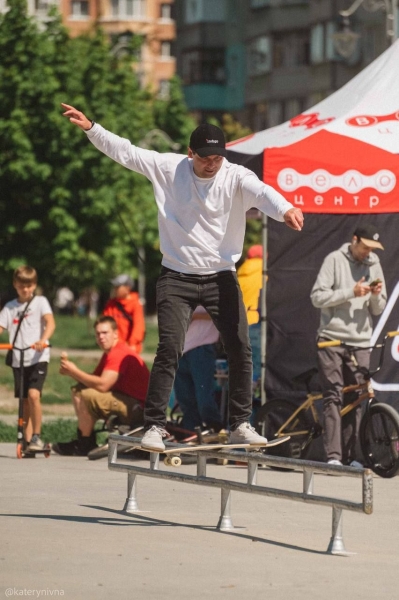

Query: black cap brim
(194, 147), (227, 158)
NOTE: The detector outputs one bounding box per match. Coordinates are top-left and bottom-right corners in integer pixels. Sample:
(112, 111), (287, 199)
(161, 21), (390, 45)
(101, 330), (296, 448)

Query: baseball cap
(110, 274), (134, 288)
(247, 245), (263, 259)
(354, 224), (384, 250)
(189, 124), (227, 158)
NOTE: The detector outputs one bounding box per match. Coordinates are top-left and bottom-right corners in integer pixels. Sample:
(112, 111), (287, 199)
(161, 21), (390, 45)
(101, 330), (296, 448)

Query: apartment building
(17, 0), (176, 93)
(174, 0), (398, 130)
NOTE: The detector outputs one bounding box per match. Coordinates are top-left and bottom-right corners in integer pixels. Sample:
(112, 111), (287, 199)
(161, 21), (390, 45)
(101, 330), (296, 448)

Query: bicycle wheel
(360, 403), (399, 478)
(254, 399), (314, 460)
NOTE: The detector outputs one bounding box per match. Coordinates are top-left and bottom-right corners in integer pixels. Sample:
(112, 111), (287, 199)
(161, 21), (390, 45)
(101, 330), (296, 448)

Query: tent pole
(260, 213), (268, 406)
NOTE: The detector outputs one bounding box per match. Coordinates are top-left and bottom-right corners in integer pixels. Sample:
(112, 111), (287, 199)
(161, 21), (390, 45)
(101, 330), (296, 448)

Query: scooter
(0, 343), (51, 459)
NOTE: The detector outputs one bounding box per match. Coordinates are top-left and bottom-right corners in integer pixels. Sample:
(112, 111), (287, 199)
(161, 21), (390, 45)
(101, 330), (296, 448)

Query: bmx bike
(254, 331), (399, 478)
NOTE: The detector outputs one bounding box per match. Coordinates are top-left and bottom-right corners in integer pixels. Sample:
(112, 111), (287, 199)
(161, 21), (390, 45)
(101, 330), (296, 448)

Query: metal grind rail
(108, 434), (373, 556)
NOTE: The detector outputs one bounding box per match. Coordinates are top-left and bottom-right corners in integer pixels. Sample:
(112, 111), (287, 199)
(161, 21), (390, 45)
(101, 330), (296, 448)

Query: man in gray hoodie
(310, 224), (386, 467)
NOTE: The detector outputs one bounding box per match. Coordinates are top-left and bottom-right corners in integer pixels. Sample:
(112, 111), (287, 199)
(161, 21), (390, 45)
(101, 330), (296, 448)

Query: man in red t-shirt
(53, 316), (150, 456)
(103, 274), (145, 354)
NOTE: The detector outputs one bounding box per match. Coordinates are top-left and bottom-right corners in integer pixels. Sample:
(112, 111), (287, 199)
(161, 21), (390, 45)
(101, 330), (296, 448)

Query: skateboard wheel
(170, 456), (181, 467)
(164, 456), (172, 466)
(16, 443), (23, 459)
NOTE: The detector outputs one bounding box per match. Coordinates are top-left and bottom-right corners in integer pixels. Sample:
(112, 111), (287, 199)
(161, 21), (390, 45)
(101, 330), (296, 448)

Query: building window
(158, 80), (170, 99)
(273, 31), (310, 68)
(111, 0), (145, 18)
(160, 3), (172, 19)
(182, 48), (225, 85)
(268, 101), (283, 127)
(185, 0), (226, 24)
(285, 98), (302, 121)
(71, 0), (89, 18)
(248, 36), (272, 75)
(311, 21), (340, 63)
(160, 41), (172, 58)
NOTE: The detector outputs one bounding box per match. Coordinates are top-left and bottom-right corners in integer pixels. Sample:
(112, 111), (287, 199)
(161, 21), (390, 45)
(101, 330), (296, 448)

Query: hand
(284, 208), (304, 231)
(33, 341), (47, 352)
(61, 103), (93, 131)
(59, 352), (75, 376)
(354, 277), (371, 297)
(370, 281), (383, 295)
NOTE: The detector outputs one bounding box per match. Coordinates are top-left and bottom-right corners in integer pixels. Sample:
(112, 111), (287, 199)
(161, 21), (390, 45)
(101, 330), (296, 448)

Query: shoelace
(149, 425), (168, 438)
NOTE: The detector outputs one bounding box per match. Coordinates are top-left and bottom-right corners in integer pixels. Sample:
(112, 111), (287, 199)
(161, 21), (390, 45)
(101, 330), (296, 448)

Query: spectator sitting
(103, 274), (145, 354)
(52, 316), (150, 456)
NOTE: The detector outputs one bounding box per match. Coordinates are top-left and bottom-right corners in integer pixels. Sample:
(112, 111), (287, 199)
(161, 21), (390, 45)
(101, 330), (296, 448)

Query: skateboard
(132, 435), (291, 467)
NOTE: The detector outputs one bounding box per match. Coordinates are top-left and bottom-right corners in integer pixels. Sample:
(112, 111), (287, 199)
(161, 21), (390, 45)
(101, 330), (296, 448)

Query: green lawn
(0, 314), (159, 354)
(0, 355), (98, 405)
(0, 418), (110, 444)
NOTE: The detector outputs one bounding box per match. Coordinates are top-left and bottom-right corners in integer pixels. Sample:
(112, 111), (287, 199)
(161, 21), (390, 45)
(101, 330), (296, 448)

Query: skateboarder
(61, 103), (304, 451)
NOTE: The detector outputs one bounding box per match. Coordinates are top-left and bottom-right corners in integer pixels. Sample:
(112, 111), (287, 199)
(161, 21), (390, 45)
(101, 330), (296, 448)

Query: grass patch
(0, 315), (159, 353)
(0, 356), (98, 405)
(0, 418), (109, 445)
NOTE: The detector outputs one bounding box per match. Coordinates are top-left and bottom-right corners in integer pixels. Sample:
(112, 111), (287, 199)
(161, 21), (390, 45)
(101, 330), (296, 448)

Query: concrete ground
(0, 442), (398, 600)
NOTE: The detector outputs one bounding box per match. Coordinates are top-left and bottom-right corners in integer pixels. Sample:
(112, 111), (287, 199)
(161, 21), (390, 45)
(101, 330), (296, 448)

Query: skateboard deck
(132, 435), (290, 467)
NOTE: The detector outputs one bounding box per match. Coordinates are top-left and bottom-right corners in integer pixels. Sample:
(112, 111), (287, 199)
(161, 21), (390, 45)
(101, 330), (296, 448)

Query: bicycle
(254, 331), (399, 478)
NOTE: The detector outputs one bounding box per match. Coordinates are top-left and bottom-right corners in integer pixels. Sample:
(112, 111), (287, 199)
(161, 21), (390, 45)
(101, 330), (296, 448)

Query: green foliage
(153, 76), (197, 151)
(0, 418), (79, 442)
(0, 1), (191, 301)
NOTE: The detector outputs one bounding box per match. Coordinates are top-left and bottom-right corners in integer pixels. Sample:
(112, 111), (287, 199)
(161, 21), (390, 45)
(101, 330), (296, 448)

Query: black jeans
(144, 267), (253, 430)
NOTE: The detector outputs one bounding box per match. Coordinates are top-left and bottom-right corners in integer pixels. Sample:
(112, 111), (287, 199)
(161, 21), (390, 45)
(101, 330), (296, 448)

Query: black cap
(189, 124), (227, 158)
(353, 224), (384, 250)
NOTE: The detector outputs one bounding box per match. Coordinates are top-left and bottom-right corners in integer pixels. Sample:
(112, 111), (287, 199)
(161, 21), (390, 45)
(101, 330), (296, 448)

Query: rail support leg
(109, 440), (118, 464)
(303, 468), (314, 495)
(123, 472), (139, 513)
(197, 455), (207, 477)
(327, 506), (354, 556)
(248, 460), (258, 485)
(217, 488), (234, 531)
(150, 452), (159, 470)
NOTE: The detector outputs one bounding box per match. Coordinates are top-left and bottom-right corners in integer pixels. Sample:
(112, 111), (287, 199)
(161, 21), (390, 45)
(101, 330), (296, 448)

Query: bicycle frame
(272, 331), (399, 440)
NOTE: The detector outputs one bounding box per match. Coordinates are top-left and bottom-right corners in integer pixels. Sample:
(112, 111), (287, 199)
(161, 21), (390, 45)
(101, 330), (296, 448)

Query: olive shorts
(72, 384), (144, 427)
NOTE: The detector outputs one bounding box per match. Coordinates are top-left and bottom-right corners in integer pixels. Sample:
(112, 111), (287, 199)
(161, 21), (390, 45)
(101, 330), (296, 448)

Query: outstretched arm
(61, 103), (93, 131)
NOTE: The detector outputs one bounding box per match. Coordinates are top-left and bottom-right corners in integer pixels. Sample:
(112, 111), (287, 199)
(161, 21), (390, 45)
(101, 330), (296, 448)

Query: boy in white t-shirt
(0, 266), (55, 452)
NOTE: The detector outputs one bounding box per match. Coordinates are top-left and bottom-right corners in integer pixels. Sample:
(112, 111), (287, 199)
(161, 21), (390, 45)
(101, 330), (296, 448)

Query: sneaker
(52, 439), (83, 456)
(327, 459), (343, 466)
(349, 460), (363, 469)
(141, 426), (168, 451)
(229, 422), (267, 446)
(27, 435), (45, 452)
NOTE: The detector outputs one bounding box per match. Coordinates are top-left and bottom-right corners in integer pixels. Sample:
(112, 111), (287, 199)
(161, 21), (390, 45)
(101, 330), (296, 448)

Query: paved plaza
(0, 442), (398, 600)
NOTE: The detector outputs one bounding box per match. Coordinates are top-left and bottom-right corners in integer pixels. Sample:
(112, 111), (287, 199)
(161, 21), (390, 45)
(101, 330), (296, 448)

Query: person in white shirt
(174, 306), (222, 433)
(61, 103), (304, 451)
(0, 266), (55, 452)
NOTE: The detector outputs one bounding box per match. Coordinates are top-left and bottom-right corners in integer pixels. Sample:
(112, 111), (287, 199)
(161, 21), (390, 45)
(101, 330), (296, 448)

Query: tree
(0, 0), (158, 297)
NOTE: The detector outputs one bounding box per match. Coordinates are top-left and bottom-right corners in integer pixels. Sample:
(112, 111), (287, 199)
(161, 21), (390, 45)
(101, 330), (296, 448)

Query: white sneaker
(349, 460), (363, 469)
(229, 422), (267, 445)
(141, 426), (168, 451)
(327, 459), (343, 466)
(27, 435), (45, 452)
